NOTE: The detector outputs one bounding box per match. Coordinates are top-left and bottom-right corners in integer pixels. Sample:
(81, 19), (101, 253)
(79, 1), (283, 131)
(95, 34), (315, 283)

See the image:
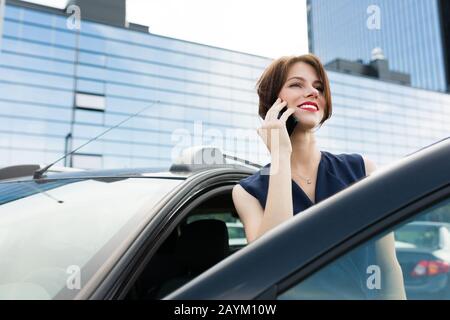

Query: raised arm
(232, 99), (296, 243)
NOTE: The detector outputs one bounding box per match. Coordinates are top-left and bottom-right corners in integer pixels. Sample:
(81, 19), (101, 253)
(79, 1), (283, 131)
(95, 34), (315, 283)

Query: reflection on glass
(0, 178), (182, 299)
(278, 198), (450, 300)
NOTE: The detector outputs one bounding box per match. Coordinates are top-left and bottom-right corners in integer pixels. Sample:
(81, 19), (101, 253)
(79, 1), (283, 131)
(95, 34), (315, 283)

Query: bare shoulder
(232, 184), (264, 243)
(362, 155), (377, 176)
(232, 184), (259, 204)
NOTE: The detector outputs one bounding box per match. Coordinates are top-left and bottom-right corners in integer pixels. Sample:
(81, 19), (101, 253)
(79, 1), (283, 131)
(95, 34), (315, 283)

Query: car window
(0, 177), (182, 299)
(278, 196), (450, 300)
(187, 213), (248, 248)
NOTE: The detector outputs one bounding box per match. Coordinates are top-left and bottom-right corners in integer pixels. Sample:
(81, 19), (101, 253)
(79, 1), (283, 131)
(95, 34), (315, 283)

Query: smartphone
(277, 106), (298, 136)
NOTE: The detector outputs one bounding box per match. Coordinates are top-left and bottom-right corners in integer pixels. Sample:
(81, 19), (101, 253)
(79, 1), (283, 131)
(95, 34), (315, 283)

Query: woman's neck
(289, 130), (321, 171)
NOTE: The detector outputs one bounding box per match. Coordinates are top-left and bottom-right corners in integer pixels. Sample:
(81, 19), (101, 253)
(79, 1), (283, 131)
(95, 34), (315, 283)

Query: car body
(0, 138), (449, 300)
(226, 222), (247, 247)
(395, 221), (450, 299)
(0, 147), (255, 299)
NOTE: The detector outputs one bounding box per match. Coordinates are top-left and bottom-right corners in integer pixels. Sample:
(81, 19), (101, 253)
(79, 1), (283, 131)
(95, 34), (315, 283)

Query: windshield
(0, 177), (183, 299)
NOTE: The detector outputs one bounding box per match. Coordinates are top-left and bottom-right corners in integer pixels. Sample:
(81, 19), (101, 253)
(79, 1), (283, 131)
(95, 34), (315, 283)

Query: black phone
(277, 106), (298, 136)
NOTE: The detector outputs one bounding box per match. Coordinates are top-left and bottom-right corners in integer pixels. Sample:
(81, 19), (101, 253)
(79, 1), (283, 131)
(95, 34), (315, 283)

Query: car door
(276, 195), (450, 300)
(165, 139), (450, 299)
(92, 166), (254, 299)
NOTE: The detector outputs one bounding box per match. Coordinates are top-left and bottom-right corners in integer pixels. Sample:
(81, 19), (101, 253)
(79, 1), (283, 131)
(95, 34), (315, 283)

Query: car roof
(0, 146), (259, 182)
(0, 164), (256, 182)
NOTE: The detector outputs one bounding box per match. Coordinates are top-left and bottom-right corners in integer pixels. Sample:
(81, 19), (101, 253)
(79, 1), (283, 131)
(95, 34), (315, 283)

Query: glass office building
(0, 0), (273, 169)
(0, 0), (449, 170)
(307, 0), (449, 93)
(322, 70), (450, 166)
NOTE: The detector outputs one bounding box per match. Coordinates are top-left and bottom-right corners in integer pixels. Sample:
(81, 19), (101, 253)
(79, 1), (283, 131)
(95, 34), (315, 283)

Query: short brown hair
(256, 54), (332, 127)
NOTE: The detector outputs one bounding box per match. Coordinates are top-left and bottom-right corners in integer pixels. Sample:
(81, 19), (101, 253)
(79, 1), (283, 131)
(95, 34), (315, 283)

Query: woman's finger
(279, 107), (296, 122)
(266, 99), (287, 121)
(265, 98), (281, 120)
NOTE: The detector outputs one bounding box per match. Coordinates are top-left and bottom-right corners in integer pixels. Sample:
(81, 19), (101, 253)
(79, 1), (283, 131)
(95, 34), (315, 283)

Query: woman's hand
(257, 98), (296, 155)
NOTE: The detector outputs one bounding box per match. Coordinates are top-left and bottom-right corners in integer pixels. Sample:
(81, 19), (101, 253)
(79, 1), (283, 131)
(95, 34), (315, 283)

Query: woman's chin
(294, 118), (319, 131)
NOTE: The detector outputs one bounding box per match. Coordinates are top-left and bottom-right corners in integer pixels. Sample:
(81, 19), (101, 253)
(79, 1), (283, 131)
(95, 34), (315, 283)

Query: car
(165, 137), (450, 300)
(394, 221), (450, 299)
(0, 138), (449, 300)
(0, 146), (255, 299)
(226, 221), (248, 247)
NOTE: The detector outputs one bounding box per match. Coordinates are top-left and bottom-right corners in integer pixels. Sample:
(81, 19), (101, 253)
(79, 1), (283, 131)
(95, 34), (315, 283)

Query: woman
(232, 54), (405, 299)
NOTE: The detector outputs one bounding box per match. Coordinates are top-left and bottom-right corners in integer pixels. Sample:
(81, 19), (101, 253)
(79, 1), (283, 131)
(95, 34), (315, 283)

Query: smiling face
(256, 54), (332, 129)
(278, 62), (327, 131)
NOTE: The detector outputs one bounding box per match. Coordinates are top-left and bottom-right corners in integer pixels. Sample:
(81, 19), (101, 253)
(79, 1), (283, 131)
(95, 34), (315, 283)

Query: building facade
(323, 65), (450, 166)
(0, 0), (272, 169)
(307, 0), (449, 93)
(0, 0), (449, 170)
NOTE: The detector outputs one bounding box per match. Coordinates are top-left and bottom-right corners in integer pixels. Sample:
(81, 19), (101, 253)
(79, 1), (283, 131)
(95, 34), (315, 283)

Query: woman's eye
(289, 83), (323, 93)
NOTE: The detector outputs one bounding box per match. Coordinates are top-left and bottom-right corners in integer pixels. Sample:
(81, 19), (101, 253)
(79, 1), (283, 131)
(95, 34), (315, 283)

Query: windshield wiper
(33, 100), (161, 180)
(24, 182), (65, 204)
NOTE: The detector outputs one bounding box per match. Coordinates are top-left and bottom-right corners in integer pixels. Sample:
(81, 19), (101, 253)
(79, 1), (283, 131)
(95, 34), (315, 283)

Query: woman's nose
(304, 86), (319, 98)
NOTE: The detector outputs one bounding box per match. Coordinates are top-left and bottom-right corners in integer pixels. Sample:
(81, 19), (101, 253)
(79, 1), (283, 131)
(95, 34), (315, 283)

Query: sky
(21, 0), (309, 59)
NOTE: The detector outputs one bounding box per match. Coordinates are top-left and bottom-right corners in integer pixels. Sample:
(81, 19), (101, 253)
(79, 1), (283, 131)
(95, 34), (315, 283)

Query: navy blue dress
(238, 150), (366, 212)
(238, 150), (380, 299)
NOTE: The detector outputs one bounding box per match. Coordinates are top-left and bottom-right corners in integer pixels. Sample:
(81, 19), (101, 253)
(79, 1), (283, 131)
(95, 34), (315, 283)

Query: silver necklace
(292, 171), (313, 184)
(291, 152), (321, 185)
